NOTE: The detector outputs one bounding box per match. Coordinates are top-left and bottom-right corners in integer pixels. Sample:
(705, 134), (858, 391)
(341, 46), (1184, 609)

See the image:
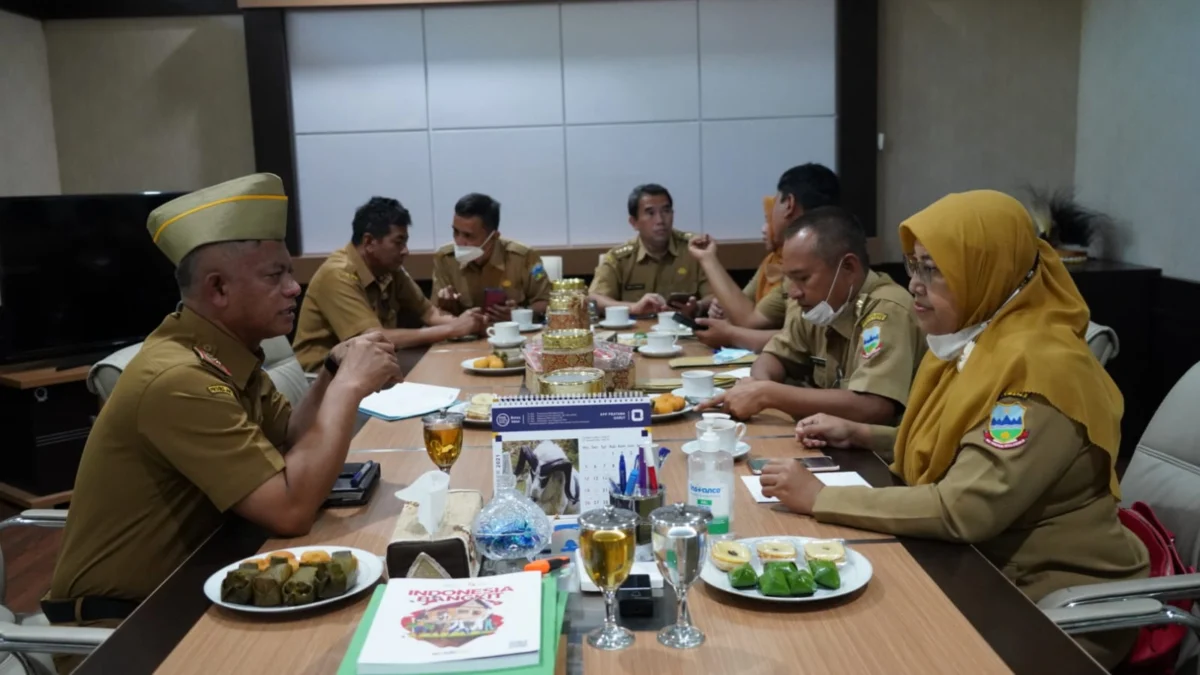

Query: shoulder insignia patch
(193, 347), (232, 378)
(677, 266), (688, 276)
(862, 312), (888, 326)
(613, 245), (634, 258)
(984, 401), (1029, 449)
(531, 261), (546, 280)
(860, 325), (882, 359)
(207, 384), (234, 397)
(337, 270), (359, 282)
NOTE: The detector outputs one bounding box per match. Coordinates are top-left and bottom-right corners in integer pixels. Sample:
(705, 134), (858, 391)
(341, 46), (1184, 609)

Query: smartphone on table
(671, 312), (707, 332)
(748, 456), (840, 475)
(668, 292), (693, 309)
(483, 287), (507, 312)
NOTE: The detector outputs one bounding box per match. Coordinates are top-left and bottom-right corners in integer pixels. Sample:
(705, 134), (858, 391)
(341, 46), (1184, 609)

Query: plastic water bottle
(687, 430), (735, 540)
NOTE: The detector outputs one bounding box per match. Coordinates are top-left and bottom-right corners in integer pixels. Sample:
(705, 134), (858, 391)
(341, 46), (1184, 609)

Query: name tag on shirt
(624, 283), (646, 291)
(811, 356), (827, 368)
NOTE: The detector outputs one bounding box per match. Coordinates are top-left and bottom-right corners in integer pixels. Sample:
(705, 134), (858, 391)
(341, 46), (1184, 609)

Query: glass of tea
(650, 503), (712, 649)
(422, 411), (464, 474)
(578, 505), (638, 650)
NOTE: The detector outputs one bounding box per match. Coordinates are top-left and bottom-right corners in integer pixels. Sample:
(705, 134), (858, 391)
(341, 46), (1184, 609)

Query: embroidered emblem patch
(193, 347), (231, 377)
(860, 325), (881, 359)
(984, 402), (1029, 449)
(207, 384), (234, 397)
(863, 312), (888, 326)
(677, 266), (688, 275)
(531, 261), (545, 280)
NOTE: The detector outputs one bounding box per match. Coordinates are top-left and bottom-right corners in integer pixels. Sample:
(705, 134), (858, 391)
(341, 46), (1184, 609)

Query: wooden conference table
(75, 322), (1105, 674)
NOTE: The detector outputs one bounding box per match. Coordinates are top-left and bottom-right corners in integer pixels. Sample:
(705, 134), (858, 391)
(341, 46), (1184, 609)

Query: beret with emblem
(146, 173), (288, 265)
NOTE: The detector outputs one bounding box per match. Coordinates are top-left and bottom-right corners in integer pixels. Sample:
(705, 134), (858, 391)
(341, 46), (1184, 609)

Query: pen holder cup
(609, 486), (666, 560)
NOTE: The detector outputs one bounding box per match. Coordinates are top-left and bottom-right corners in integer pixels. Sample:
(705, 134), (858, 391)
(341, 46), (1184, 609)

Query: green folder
(338, 575), (569, 675)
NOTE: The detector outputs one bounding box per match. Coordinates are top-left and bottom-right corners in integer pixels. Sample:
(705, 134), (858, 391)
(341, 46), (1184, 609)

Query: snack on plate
(710, 541), (752, 571)
(251, 561), (294, 607)
(471, 354), (507, 369)
(300, 550), (331, 566)
(756, 540), (797, 562)
(727, 563), (758, 589)
(651, 393), (687, 415)
(803, 540), (846, 564)
(266, 550), (299, 571)
(808, 559), (841, 590)
(465, 393), (496, 422)
(221, 563), (259, 604)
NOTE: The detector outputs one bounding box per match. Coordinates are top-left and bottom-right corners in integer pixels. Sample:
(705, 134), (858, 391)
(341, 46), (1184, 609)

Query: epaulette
(675, 230), (696, 241)
(193, 346), (233, 381)
(611, 244), (635, 258)
(505, 239), (530, 255)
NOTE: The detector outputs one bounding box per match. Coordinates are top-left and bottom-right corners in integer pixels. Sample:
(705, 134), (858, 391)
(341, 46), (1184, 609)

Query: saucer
(672, 387), (718, 402)
(638, 345), (682, 358)
(599, 319), (636, 329)
(681, 440), (750, 459)
(651, 325), (693, 337)
(488, 336), (526, 348)
(518, 324), (543, 333)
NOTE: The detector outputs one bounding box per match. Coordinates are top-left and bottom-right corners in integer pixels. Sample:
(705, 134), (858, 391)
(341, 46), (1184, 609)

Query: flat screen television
(0, 192), (186, 365)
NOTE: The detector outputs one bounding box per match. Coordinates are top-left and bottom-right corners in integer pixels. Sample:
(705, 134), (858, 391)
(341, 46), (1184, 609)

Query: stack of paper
(741, 472), (873, 503)
(359, 382), (461, 421)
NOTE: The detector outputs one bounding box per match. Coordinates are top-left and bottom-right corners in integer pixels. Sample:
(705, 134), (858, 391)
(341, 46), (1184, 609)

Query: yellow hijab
(891, 190), (1123, 496)
(755, 195), (783, 302)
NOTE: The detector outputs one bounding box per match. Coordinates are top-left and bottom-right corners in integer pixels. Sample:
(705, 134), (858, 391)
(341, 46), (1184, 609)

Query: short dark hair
(783, 206), (869, 267)
(174, 240), (260, 295)
(454, 193), (501, 232)
(777, 163), (841, 211)
(351, 196), (410, 245)
(627, 183), (673, 218)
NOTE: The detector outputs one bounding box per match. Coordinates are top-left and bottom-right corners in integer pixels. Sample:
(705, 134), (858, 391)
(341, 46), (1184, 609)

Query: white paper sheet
(741, 472), (873, 503)
(358, 382), (461, 421)
(723, 367), (754, 379)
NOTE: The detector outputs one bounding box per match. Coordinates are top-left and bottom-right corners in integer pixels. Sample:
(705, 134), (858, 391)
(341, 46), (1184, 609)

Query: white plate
(671, 387), (719, 403)
(681, 439), (750, 459)
(638, 345), (683, 358)
(649, 393), (694, 422)
(598, 319), (636, 329)
(651, 325), (694, 337)
(460, 358), (525, 375)
(447, 401), (491, 427)
(519, 324), (544, 333)
(487, 336), (526, 348)
(701, 536), (872, 603)
(203, 546), (383, 614)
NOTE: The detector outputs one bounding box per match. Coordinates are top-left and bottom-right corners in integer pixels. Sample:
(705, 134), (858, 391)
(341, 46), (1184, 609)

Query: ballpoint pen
(618, 454), (628, 494)
(350, 460), (375, 488)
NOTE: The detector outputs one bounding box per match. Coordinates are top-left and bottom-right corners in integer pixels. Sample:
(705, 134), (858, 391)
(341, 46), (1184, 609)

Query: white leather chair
(1039, 360), (1200, 673)
(1086, 321), (1120, 367)
(540, 255), (563, 282)
(87, 336), (310, 408)
(0, 511), (112, 675)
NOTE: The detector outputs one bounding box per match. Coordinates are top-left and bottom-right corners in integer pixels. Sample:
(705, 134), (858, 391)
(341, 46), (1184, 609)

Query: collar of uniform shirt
(346, 243), (392, 291)
(177, 306), (263, 389)
(636, 234), (677, 262)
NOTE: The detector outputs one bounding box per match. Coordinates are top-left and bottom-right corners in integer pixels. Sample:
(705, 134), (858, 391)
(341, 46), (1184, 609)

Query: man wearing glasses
(697, 207), (924, 427)
(588, 184), (711, 317)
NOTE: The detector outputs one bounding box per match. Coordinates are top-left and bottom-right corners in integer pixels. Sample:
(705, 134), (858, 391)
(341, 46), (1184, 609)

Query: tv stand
(0, 362), (96, 508)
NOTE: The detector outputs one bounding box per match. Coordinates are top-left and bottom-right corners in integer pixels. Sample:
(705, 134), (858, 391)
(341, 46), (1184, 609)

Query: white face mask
(926, 258), (1037, 363)
(454, 231), (496, 266)
(801, 258), (853, 326)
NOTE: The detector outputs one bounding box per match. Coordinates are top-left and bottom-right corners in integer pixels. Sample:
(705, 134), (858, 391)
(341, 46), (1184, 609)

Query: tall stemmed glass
(422, 411), (464, 475)
(650, 503), (712, 649)
(578, 505), (638, 650)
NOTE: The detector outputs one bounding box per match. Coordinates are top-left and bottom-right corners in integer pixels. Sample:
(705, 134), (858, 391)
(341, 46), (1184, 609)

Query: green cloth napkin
(338, 575), (569, 675)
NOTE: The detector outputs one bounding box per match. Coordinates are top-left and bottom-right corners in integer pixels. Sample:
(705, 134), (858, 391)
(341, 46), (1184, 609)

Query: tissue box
(386, 489), (484, 579)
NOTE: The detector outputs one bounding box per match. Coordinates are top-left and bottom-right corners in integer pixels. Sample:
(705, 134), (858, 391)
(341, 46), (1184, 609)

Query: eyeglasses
(903, 255), (943, 286)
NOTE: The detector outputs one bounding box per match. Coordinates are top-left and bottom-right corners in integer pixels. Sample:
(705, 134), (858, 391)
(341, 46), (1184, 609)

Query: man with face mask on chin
(696, 207), (924, 423)
(293, 196), (486, 372)
(431, 193), (552, 322)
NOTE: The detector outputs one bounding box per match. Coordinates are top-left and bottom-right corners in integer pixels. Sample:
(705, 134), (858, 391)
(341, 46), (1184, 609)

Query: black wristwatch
(323, 354), (339, 376)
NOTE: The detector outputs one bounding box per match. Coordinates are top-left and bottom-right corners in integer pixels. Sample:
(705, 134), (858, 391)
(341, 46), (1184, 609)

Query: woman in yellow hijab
(760, 190), (1149, 669)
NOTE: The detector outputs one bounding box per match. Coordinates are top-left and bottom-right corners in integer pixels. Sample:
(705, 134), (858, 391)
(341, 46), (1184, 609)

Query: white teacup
(605, 306), (630, 325)
(512, 308), (534, 327)
(695, 419), (747, 451)
(657, 311), (679, 330)
(681, 370), (715, 398)
(645, 332), (677, 352)
(487, 321), (520, 343)
(701, 412), (731, 423)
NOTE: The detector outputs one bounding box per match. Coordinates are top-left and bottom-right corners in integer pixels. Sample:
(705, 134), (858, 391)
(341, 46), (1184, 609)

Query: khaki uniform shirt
(589, 232), (710, 302)
(430, 237), (551, 310)
(740, 269), (789, 327)
(292, 244), (431, 372)
(814, 394), (1150, 606)
(49, 308), (290, 604)
(762, 271), (923, 408)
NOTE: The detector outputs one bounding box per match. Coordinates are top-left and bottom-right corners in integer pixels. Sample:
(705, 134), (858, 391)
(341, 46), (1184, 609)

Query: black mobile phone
(667, 292), (693, 308)
(671, 312), (707, 331)
(748, 456), (839, 474)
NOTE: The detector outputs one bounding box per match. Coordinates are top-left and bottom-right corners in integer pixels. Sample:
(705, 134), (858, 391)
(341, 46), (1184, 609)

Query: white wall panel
(561, 0), (699, 124)
(698, 0), (836, 119)
(566, 122), (701, 245)
(701, 117), (836, 239)
(288, 9), (427, 133)
(295, 132), (435, 254)
(425, 4), (563, 129)
(430, 127), (568, 246)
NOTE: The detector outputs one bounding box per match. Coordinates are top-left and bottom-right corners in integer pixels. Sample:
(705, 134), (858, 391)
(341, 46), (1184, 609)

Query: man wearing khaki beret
(43, 174), (401, 666)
